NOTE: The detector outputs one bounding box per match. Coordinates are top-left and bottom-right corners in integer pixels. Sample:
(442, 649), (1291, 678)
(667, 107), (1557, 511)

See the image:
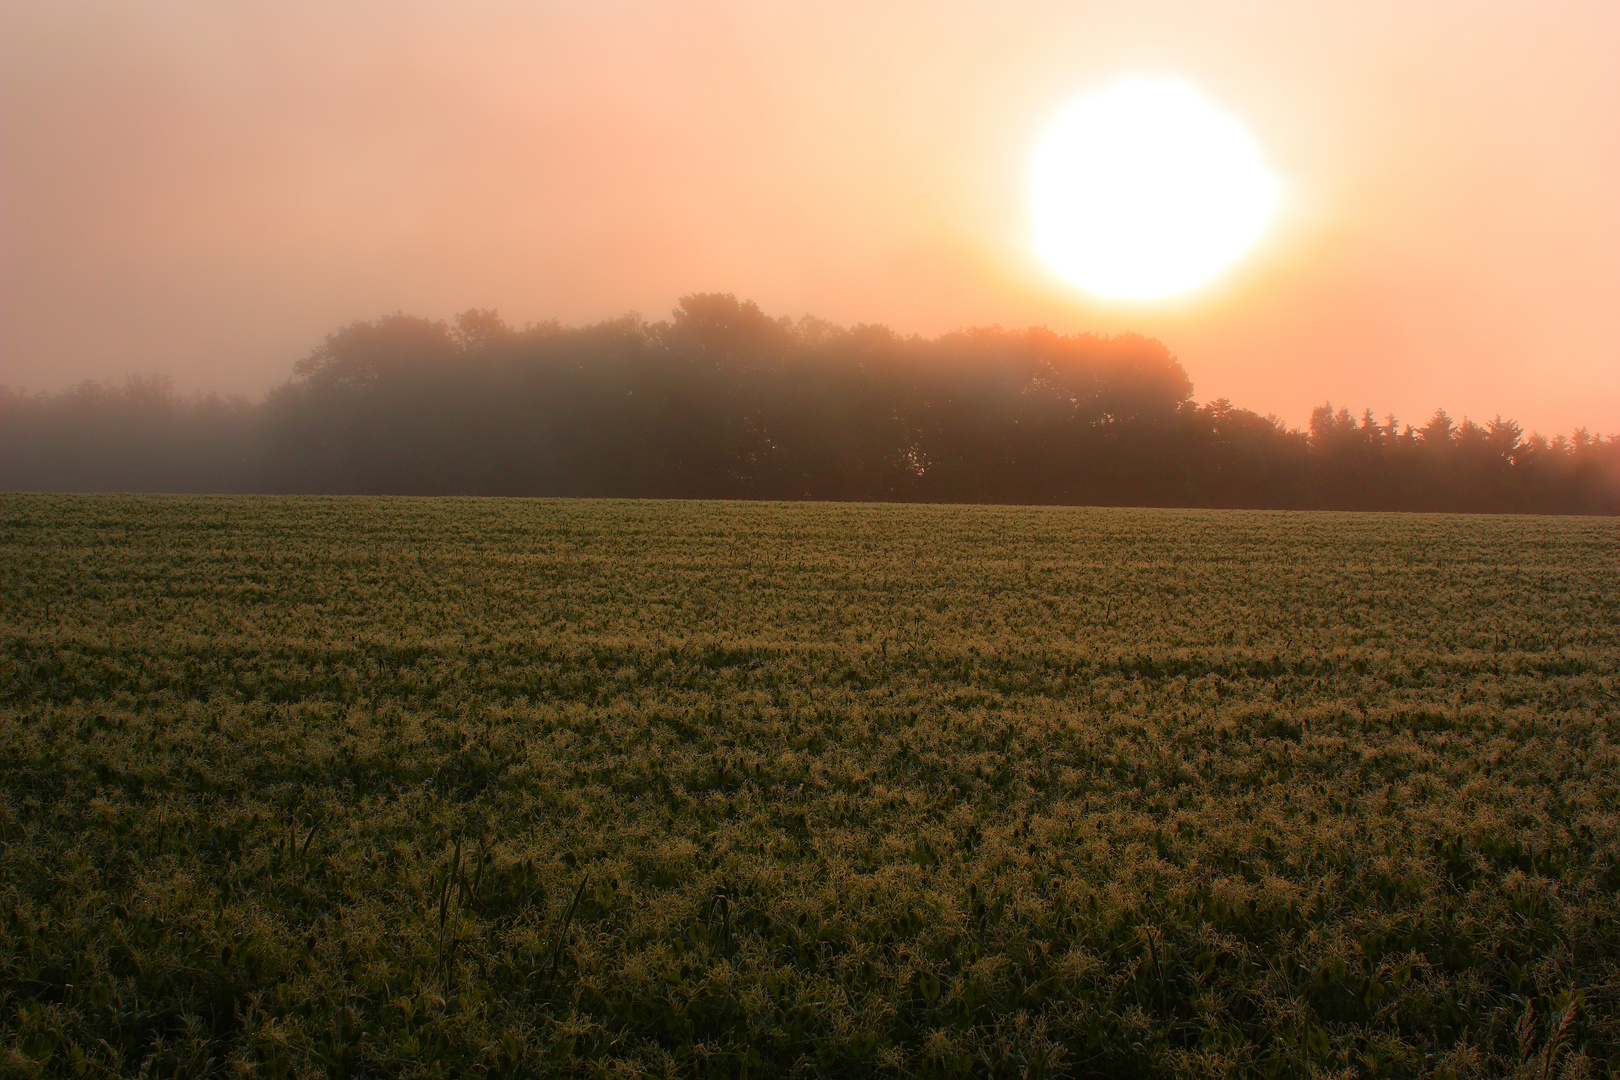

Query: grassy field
(2, 495), (1617, 1079)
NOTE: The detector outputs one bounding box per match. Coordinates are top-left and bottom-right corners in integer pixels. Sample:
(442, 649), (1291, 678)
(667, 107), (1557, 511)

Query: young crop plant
(1, 493), (1617, 1077)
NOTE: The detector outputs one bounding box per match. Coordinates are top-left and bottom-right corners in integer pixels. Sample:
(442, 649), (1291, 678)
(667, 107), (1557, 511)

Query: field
(2, 495), (1618, 1079)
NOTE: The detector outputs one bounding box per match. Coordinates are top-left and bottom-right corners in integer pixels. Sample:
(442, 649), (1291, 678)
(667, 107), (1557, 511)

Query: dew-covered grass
(2, 495), (1617, 1077)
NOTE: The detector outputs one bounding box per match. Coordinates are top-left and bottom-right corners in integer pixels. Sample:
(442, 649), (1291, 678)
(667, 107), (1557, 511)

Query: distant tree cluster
(4, 294), (1617, 512)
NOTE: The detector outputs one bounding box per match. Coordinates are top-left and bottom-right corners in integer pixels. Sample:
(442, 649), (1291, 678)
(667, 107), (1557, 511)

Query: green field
(2, 495), (1617, 1078)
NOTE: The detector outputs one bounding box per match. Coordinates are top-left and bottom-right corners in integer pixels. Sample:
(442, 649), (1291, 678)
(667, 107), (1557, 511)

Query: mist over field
(6, 2), (1620, 1076)
(3, 296), (1617, 512)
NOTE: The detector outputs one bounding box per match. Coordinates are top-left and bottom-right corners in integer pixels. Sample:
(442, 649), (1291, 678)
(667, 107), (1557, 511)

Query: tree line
(3, 294), (1617, 512)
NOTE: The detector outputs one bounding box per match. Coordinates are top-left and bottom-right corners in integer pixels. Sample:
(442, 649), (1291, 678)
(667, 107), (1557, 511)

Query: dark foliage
(4, 295), (1617, 511)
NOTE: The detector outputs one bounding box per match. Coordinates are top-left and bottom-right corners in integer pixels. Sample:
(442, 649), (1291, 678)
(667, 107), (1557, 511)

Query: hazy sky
(4, 1), (1617, 435)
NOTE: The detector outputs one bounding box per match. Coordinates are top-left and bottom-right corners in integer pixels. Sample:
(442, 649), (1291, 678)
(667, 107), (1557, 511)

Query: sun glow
(1032, 78), (1280, 300)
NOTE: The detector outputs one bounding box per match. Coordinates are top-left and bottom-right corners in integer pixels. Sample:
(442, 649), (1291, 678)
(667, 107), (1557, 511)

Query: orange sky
(3, 1), (1617, 436)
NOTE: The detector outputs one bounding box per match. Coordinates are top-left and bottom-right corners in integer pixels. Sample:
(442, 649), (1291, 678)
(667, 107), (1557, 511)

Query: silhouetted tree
(3, 295), (1617, 512)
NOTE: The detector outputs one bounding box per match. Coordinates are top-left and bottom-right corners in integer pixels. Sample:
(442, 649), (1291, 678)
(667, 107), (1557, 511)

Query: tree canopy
(4, 295), (1617, 512)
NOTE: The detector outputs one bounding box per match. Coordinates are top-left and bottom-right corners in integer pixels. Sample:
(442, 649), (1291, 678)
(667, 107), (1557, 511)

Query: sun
(1031, 78), (1280, 301)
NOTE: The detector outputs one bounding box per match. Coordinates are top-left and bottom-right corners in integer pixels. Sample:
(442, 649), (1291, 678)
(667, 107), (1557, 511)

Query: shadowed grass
(1, 495), (1617, 1077)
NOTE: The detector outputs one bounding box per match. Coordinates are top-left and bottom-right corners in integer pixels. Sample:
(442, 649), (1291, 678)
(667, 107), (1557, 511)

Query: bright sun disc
(1032, 78), (1280, 300)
